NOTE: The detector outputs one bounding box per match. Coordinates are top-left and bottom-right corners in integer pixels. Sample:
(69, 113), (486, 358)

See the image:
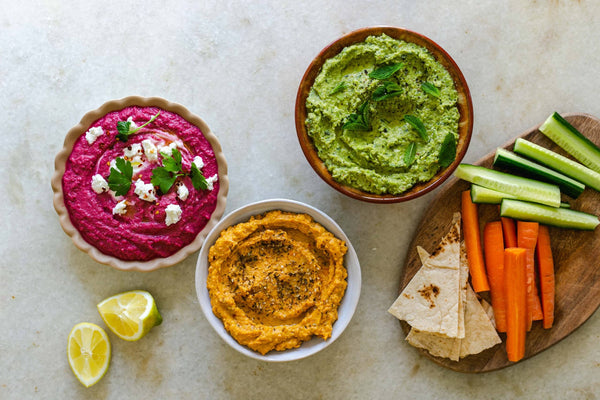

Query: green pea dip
(305, 34), (459, 195)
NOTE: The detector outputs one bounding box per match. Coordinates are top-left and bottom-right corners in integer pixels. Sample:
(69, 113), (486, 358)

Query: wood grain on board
(399, 113), (600, 372)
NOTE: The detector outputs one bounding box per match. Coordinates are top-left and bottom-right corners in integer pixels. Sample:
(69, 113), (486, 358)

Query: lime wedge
(67, 322), (111, 388)
(97, 290), (162, 341)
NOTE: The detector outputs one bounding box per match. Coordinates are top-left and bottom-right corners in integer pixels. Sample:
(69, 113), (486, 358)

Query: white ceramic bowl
(195, 199), (361, 362)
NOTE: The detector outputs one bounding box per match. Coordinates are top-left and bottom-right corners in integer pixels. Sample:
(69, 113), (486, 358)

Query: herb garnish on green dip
(305, 34), (459, 195)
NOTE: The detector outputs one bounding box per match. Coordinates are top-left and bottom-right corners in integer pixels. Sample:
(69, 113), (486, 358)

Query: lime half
(67, 322), (111, 388)
(97, 290), (162, 341)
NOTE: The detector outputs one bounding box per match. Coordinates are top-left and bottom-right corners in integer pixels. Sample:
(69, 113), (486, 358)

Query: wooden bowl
(295, 26), (473, 203)
(51, 96), (229, 272)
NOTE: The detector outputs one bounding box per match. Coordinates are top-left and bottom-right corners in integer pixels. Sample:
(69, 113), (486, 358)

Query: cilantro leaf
(190, 163), (208, 190)
(421, 81), (441, 98)
(107, 158), (133, 196)
(162, 148), (183, 173)
(151, 166), (180, 193)
(372, 82), (402, 102)
(368, 63), (403, 80)
(115, 111), (160, 142)
(404, 114), (428, 141)
(438, 133), (457, 167)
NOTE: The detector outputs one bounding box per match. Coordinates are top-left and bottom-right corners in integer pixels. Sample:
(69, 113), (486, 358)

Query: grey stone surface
(1, 1), (599, 399)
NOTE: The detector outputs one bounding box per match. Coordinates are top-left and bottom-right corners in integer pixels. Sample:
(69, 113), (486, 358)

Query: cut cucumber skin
(454, 164), (561, 208)
(539, 112), (600, 173)
(500, 199), (599, 230)
(514, 138), (600, 192)
(493, 148), (585, 198)
(470, 184), (516, 204)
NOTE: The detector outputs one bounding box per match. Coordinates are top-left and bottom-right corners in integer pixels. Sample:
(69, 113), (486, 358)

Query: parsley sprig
(116, 111), (160, 142)
(151, 148), (208, 193)
(107, 158), (133, 196)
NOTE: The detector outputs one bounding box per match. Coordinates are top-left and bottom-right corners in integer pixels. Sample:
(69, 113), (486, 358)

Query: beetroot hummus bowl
(51, 96), (228, 271)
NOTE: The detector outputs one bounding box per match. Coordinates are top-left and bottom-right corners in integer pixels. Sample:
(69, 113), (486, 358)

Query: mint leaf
(369, 63), (403, 80)
(372, 82), (402, 102)
(190, 163), (208, 190)
(162, 148), (183, 173)
(107, 158), (133, 196)
(329, 81), (347, 95)
(404, 114), (428, 141)
(438, 133), (457, 167)
(151, 166), (180, 193)
(342, 101), (371, 131)
(115, 111), (160, 142)
(421, 81), (441, 97)
(404, 142), (417, 166)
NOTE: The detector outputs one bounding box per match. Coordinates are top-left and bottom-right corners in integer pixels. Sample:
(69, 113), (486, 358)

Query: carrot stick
(536, 225), (555, 329)
(517, 221), (543, 329)
(461, 190), (490, 292)
(504, 247), (528, 362)
(501, 217), (517, 248)
(483, 221), (507, 332)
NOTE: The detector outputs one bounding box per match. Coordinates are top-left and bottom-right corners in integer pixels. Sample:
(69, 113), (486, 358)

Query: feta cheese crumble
(124, 143), (143, 160)
(206, 174), (218, 191)
(159, 142), (178, 157)
(165, 204), (182, 226)
(91, 174), (109, 194)
(177, 184), (189, 201)
(142, 139), (158, 162)
(85, 126), (104, 144)
(127, 116), (138, 130)
(112, 200), (127, 215)
(134, 179), (157, 202)
(192, 156), (204, 170)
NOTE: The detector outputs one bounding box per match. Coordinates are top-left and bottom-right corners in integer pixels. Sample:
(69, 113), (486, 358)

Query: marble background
(2, 1), (599, 399)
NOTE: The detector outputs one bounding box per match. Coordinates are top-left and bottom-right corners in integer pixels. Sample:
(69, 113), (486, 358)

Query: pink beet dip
(62, 106), (219, 261)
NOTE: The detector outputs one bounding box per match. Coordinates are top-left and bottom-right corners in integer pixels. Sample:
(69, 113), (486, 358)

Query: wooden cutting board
(399, 113), (600, 372)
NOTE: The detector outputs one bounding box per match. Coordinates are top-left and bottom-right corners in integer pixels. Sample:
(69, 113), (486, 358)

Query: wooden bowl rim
(294, 26), (473, 203)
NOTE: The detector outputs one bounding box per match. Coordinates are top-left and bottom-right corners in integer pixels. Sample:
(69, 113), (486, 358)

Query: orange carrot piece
(461, 190), (490, 292)
(483, 221), (507, 332)
(501, 217), (517, 248)
(504, 247), (528, 362)
(517, 221), (543, 329)
(536, 225), (555, 329)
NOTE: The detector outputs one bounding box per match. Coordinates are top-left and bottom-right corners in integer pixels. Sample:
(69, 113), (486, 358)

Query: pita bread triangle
(404, 237), (501, 360)
(388, 213), (462, 338)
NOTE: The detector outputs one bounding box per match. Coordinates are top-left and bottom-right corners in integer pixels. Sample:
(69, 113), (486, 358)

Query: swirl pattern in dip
(206, 210), (348, 355)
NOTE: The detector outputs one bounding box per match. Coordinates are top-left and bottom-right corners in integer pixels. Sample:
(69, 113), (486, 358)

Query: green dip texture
(305, 34), (459, 195)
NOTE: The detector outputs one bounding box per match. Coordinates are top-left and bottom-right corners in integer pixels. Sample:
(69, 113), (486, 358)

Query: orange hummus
(207, 210), (348, 354)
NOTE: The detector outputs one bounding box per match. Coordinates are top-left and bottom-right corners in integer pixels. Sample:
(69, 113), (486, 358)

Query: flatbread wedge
(388, 213), (462, 338)
(404, 239), (501, 361)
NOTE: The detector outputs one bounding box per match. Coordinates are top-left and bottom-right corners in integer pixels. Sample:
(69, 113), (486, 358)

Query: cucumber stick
(470, 184), (516, 204)
(539, 112), (600, 173)
(500, 199), (599, 230)
(493, 148), (585, 198)
(454, 164), (561, 207)
(514, 138), (600, 191)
